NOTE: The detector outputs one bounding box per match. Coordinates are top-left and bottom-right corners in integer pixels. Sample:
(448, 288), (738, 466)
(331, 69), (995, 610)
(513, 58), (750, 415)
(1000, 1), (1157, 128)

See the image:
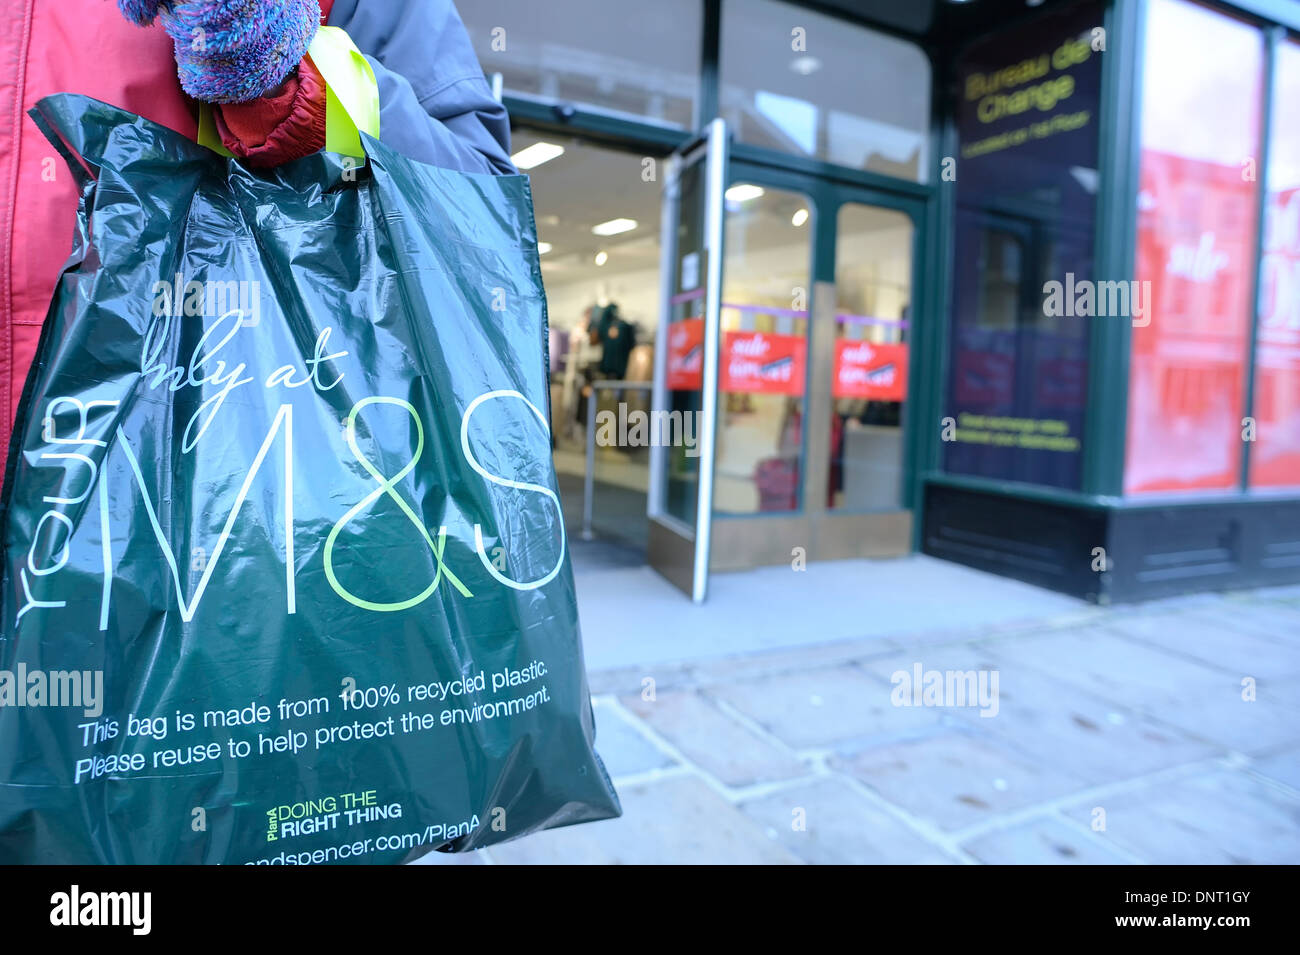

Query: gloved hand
(118, 0), (322, 104)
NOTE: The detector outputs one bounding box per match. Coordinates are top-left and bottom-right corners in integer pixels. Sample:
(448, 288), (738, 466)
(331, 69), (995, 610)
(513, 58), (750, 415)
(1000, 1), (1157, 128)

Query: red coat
(0, 1), (333, 470)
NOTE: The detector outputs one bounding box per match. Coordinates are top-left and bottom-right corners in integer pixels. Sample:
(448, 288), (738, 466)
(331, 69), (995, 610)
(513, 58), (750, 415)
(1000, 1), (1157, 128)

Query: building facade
(461, 0), (1300, 602)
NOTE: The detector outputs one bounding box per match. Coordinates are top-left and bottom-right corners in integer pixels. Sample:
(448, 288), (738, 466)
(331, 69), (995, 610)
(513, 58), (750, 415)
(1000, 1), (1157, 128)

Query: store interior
(515, 126), (914, 562)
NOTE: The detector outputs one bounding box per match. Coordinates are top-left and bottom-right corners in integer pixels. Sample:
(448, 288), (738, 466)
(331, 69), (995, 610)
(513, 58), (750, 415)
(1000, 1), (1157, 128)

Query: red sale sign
(666, 318), (704, 391)
(720, 331), (806, 395)
(1125, 149), (1259, 494)
(833, 340), (907, 401)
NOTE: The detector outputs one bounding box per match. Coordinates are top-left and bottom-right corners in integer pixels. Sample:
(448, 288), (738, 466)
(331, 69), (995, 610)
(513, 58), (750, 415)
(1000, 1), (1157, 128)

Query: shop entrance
(513, 127), (669, 570)
(648, 120), (925, 600)
(519, 119), (926, 597)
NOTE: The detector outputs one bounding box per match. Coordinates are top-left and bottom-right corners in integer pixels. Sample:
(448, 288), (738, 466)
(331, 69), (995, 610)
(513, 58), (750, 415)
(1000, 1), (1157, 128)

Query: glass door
(714, 179), (815, 518)
(702, 160), (925, 568)
(647, 119), (729, 602)
(826, 200), (917, 513)
(649, 126), (927, 592)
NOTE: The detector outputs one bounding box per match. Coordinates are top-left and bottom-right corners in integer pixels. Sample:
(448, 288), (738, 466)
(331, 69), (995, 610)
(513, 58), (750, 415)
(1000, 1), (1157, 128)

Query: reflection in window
(754, 91), (818, 155)
(829, 204), (914, 511)
(976, 230), (1025, 332)
(1251, 39), (1300, 488)
(716, 185), (813, 514)
(720, 0), (930, 181)
(1125, 0), (1264, 494)
(460, 0), (701, 127)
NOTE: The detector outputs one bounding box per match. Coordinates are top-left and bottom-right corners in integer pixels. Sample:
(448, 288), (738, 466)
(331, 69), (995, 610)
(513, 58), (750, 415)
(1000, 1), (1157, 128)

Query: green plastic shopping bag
(0, 88), (619, 864)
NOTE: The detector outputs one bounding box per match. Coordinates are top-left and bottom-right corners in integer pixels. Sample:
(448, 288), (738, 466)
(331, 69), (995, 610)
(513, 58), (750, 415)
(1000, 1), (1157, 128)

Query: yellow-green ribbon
(197, 25), (379, 160)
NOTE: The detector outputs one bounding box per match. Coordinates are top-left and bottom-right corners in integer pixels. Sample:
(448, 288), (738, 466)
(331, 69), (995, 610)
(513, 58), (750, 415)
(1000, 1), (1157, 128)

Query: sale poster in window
(666, 318), (705, 391)
(833, 340), (907, 401)
(1123, 0), (1263, 495)
(720, 330), (807, 396)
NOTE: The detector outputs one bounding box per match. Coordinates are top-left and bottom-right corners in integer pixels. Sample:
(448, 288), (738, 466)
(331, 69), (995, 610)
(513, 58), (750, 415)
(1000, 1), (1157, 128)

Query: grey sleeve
(326, 0), (516, 175)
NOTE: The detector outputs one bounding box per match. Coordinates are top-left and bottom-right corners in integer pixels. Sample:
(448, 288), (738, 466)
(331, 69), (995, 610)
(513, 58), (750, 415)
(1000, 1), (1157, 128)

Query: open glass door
(647, 119), (728, 602)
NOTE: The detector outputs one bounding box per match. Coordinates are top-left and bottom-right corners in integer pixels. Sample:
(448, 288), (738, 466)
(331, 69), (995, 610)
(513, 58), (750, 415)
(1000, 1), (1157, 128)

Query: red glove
(209, 55), (328, 168)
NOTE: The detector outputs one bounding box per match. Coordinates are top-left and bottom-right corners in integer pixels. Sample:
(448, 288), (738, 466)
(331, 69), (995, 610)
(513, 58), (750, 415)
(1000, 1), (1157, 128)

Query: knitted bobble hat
(118, 0), (164, 25)
(117, 0), (322, 104)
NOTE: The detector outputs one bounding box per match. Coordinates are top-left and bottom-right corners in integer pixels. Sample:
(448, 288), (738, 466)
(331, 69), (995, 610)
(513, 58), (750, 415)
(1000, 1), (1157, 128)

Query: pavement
(416, 556), (1300, 865)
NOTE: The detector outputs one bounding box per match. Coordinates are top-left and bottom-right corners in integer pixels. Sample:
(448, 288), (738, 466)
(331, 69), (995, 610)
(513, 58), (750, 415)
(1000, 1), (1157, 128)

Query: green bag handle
(196, 25), (380, 159)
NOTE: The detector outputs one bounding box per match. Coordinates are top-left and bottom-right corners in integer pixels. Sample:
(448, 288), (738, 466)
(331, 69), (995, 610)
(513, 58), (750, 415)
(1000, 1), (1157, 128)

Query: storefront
(461, 0), (1300, 602)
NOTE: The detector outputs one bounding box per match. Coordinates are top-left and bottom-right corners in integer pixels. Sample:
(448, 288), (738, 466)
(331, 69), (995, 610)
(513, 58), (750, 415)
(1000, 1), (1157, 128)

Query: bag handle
(196, 26), (379, 160)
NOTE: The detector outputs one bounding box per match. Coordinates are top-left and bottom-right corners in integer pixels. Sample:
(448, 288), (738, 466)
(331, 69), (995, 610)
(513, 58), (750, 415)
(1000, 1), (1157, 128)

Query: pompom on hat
(117, 0), (322, 104)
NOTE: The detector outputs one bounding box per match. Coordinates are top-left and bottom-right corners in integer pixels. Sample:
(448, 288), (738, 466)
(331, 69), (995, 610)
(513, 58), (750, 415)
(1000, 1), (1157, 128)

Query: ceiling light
(537, 241), (552, 254)
(511, 142), (565, 170)
(725, 184), (765, 202)
(594, 251), (608, 266)
(591, 218), (638, 236)
(791, 208), (809, 227)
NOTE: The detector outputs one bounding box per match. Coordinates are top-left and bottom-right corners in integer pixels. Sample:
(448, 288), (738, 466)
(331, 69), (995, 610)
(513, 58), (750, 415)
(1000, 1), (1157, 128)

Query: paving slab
(1135, 672), (1300, 756)
(590, 699), (677, 778)
(587, 635), (904, 697)
(833, 730), (1089, 832)
(1179, 601), (1300, 643)
(1061, 769), (1300, 864)
(708, 666), (943, 750)
(1250, 746), (1300, 791)
(559, 562), (1300, 864)
(974, 626), (1232, 701)
(961, 815), (1134, 865)
(1121, 591), (1231, 615)
(683, 636), (904, 688)
(858, 645), (1219, 787)
(486, 775), (804, 864)
(575, 555), (1083, 672)
(738, 777), (956, 864)
(1147, 682), (1300, 756)
(974, 627), (1300, 753)
(1243, 583), (1300, 606)
(1106, 612), (1300, 678)
(620, 689), (808, 787)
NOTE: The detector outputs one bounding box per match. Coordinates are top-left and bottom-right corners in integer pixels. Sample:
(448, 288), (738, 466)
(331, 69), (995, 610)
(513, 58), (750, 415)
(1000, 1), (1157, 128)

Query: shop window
(719, 0), (930, 181)
(715, 183), (813, 514)
(460, 0), (702, 127)
(1124, 0), (1264, 494)
(942, 1), (1101, 490)
(829, 204), (913, 511)
(1250, 39), (1300, 488)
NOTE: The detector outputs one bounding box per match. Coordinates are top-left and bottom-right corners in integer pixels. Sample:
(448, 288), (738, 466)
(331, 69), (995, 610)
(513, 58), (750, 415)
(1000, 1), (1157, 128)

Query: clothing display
(594, 304), (636, 380)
